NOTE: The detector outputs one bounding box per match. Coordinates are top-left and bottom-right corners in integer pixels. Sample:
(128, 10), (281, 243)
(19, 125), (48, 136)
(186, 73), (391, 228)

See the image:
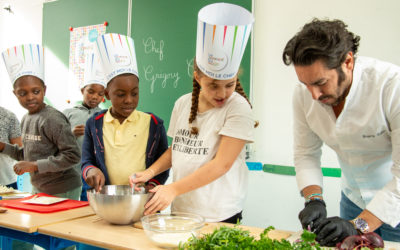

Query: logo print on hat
(196, 3), (253, 80)
(95, 33), (138, 84)
(2, 44), (44, 84)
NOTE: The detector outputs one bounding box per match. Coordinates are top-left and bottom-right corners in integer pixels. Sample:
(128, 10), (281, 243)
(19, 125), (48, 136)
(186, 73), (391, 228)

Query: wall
(0, 0), (44, 120)
(246, 0), (400, 231)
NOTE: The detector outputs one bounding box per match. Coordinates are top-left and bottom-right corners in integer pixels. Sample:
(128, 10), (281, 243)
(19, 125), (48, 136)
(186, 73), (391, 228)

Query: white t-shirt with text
(167, 92), (254, 222)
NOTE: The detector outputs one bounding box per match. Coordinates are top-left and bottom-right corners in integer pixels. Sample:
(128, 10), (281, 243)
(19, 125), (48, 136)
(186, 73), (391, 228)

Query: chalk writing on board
(144, 65), (180, 93)
(186, 58), (194, 78)
(143, 37), (164, 61)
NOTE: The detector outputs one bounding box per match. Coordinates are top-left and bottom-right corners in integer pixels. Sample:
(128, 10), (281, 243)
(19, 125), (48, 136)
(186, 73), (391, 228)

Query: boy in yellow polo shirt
(81, 34), (169, 191)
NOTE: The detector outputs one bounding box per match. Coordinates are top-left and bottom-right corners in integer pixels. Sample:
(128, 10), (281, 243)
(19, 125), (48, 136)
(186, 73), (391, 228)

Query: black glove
(298, 199), (327, 231)
(315, 216), (358, 247)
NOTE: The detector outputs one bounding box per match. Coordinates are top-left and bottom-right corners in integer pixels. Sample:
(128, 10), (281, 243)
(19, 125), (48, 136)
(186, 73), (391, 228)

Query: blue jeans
(340, 192), (400, 242)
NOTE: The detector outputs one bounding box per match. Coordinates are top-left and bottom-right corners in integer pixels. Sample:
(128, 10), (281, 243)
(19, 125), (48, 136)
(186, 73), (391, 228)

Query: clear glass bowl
(141, 212), (205, 249)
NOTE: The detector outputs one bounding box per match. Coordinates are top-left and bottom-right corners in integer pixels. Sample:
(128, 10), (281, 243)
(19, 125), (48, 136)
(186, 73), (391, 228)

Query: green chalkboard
(43, 0), (129, 108)
(132, 0), (253, 130)
(43, 0), (129, 67)
(43, 0), (253, 132)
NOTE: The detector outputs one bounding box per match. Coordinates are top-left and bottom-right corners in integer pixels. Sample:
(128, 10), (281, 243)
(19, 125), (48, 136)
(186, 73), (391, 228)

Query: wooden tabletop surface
(38, 215), (293, 250)
(0, 206), (95, 233)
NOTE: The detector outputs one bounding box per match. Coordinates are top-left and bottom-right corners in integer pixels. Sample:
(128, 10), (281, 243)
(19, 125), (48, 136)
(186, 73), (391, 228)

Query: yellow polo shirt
(103, 109), (150, 184)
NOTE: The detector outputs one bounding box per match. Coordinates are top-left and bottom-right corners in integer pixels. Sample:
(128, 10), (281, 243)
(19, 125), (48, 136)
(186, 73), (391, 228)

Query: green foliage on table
(179, 226), (321, 249)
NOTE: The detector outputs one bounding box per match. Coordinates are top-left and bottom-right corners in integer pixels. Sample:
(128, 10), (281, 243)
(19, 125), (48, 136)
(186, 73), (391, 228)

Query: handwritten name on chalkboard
(144, 65), (180, 93)
(142, 37), (181, 93)
(186, 58), (194, 78)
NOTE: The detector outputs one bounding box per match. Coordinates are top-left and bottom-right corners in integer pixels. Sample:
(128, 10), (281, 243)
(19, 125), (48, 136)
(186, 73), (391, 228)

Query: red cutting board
(0, 193), (89, 213)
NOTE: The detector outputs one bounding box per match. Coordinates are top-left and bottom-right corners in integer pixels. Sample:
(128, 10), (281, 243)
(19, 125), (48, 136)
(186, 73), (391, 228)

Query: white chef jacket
(293, 56), (400, 228)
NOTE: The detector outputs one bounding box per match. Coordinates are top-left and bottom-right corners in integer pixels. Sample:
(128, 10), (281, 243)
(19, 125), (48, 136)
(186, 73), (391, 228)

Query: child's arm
(81, 118), (105, 191)
(36, 113), (80, 173)
(148, 121), (170, 186)
(144, 135), (246, 215)
(0, 141), (24, 161)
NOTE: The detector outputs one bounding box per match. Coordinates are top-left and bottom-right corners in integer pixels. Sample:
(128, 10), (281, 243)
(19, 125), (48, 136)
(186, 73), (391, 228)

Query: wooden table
(0, 206), (95, 250)
(0, 206), (94, 233)
(38, 215), (293, 250)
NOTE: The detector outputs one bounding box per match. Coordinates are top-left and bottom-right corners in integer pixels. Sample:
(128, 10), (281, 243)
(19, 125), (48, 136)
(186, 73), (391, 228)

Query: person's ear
(194, 71), (200, 83)
(344, 51), (354, 71)
(104, 88), (110, 100)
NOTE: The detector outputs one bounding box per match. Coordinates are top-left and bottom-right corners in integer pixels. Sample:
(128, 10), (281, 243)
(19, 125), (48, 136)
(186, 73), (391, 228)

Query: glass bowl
(141, 212), (205, 248)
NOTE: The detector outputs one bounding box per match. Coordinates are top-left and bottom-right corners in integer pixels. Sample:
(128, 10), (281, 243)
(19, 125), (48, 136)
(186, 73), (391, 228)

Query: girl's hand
(143, 185), (178, 215)
(129, 169), (155, 190)
(13, 161), (38, 175)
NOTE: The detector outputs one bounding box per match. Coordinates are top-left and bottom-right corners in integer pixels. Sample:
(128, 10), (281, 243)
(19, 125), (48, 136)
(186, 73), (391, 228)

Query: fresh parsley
(179, 226), (321, 249)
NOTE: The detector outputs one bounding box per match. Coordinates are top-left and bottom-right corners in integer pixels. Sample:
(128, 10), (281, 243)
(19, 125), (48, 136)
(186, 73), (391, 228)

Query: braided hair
(189, 60), (258, 135)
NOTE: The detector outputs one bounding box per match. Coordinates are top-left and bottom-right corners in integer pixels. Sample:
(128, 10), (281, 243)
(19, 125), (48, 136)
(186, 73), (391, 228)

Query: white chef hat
(195, 3), (254, 80)
(95, 33), (138, 85)
(2, 44), (45, 85)
(81, 51), (106, 89)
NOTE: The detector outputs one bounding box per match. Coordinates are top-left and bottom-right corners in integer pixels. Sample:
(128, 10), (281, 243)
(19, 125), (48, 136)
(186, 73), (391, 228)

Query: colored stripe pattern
(201, 23), (250, 61)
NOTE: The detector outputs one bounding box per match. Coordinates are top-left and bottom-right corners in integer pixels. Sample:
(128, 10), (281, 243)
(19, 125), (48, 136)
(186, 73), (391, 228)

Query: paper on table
(0, 185), (15, 194)
(21, 196), (68, 205)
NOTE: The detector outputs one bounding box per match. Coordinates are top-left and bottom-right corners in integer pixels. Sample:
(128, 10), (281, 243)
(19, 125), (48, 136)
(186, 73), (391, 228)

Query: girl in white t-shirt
(130, 60), (257, 222)
(131, 2), (255, 222)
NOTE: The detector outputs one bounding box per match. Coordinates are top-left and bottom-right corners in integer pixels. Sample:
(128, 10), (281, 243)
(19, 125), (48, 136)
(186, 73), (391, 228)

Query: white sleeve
(366, 77), (400, 227)
(293, 85), (324, 194)
(219, 95), (254, 142)
(167, 97), (181, 138)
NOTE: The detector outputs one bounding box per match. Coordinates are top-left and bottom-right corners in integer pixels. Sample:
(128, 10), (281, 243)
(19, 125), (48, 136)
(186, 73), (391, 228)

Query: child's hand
(143, 185), (178, 215)
(72, 125), (85, 137)
(85, 168), (105, 192)
(14, 161), (38, 175)
(129, 169), (155, 189)
(0, 141), (5, 151)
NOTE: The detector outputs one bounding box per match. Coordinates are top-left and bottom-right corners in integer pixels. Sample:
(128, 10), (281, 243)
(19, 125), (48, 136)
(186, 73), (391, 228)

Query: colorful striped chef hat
(2, 44), (45, 85)
(81, 51), (106, 89)
(95, 33), (138, 84)
(196, 3), (254, 80)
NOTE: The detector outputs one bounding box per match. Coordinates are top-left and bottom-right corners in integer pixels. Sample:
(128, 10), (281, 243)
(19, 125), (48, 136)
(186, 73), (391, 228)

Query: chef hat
(2, 44), (44, 84)
(196, 3), (254, 80)
(95, 33), (138, 84)
(81, 51), (106, 89)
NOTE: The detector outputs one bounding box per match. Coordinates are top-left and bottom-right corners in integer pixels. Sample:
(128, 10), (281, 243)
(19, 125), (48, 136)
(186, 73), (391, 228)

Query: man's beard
(318, 67), (349, 106)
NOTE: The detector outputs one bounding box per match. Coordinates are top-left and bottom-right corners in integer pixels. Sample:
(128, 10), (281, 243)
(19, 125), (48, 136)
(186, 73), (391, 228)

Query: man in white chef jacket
(282, 18), (400, 246)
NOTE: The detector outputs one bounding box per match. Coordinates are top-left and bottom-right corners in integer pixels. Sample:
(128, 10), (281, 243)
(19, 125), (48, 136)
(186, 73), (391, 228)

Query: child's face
(105, 74), (139, 123)
(195, 72), (237, 108)
(81, 84), (105, 109)
(13, 75), (46, 114)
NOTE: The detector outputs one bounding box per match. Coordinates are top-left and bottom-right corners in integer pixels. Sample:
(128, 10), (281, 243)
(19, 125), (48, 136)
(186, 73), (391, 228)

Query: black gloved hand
(314, 216), (359, 247)
(298, 199), (327, 231)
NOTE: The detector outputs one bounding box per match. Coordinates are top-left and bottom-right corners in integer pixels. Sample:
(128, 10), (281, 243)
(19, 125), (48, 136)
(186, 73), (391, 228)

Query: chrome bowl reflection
(87, 185), (149, 225)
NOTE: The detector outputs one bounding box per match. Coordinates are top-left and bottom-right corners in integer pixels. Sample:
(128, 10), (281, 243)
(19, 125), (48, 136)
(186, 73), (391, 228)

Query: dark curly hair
(282, 18), (360, 70)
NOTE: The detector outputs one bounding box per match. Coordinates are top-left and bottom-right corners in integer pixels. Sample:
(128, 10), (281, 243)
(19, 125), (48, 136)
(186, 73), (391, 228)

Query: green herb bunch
(179, 226), (321, 250)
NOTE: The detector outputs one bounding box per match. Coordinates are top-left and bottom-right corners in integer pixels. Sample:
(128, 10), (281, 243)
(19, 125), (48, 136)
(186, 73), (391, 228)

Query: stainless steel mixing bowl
(87, 185), (149, 225)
